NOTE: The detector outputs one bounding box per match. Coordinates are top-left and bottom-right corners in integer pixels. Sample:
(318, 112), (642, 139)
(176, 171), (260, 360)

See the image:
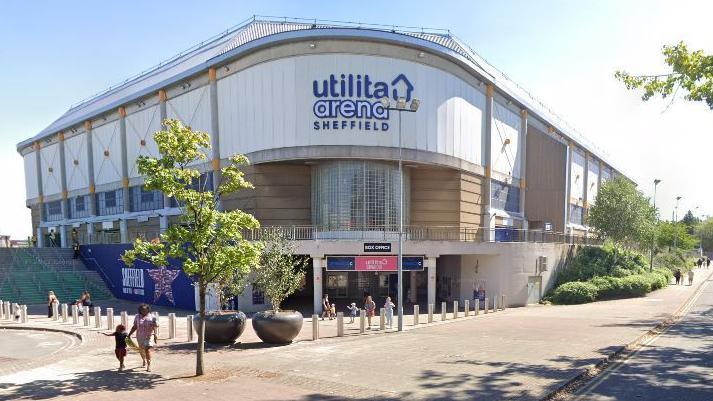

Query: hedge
(550, 281), (598, 304)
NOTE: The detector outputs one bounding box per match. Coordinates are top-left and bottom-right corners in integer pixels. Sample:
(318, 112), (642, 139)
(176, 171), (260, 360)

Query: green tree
(680, 210), (699, 235)
(695, 217), (713, 251)
(587, 177), (656, 248)
(615, 42), (713, 109)
(657, 221), (697, 250)
(254, 230), (308, 312)
(121, 119), (262, 376)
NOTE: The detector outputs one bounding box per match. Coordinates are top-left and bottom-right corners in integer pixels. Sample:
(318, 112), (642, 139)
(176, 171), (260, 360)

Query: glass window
(97, 189), (123, 216)
(70, 195), (90, 219)
(130, 185), (163, 212)
(570, 204), (584, 225)
(491, 180), (520, 213)
(45, 200), (63, 221)
(169, 172), (213, 208)
(312, 160), (409, 231)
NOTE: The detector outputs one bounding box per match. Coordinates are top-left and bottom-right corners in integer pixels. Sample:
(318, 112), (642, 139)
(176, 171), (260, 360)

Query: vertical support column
(519, 109), (528, 230)
(563, 135), (572, 235)
(58, 132), (70, 247)
(208, 67), (222, 209)
(34, 141), (45, 247)
(158, 89), (171, 214)
(118, 107), (130, 244)
(413, 304), (419, 325)
(86, 121), (96, 243)
(409, 271), (417, 304)
(483, 84), (495, 242)
(582, 151), (590, 228)
(312, 257), (323, 315)
(427, 257), (436, 307)
(36, 227), (45, 248)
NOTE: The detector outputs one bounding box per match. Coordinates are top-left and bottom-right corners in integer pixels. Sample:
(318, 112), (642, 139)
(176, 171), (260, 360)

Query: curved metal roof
(17, 16), (624, 177)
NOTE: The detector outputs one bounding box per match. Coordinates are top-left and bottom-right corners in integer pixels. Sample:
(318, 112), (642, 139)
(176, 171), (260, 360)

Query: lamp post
(649, 179), (661, 271)
(673, 196), (682, 249)
(380, 96), (420, 332)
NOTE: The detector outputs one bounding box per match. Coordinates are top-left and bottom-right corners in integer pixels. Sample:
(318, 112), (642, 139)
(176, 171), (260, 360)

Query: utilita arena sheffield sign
(312, 73), (414, 132)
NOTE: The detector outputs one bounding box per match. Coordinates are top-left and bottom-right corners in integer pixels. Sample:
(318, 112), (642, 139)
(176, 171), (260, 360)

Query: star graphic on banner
(147, 266), (180, 304)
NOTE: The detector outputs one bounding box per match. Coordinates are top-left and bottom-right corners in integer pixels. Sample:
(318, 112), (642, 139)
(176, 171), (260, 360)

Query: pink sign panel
(355, 256), (398, 271)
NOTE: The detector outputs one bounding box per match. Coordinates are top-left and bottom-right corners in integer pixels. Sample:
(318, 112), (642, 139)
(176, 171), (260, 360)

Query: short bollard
(491, 297), (496, 313)
(22, 305), (28, 323)
(337, 312), (344, 337)
(71, 305), (79, 324)
(0, 299), (4, 319)
(94, 306), (102, 328)
(168, 313), (176, 339)
(501, 294), (506, 310)
(359, 309), (365, 333)
(153, 312), (161, 336)
(106, 308), (114, 330)
(52, 302), (59, 321)
(413, 304), (420, 325)
(379, 308), (385, 330)
(187, 315), (194, 342)
(120, 311), (128, 329)
(61, 304), (68, 323)
(428, 304), (434, 323)
(464, 299), (470, 317)
(475, 299), (480, 316)
(484, 298), (489, 314)
(4, 301), (11, 320)
(441, 302), (447, 321)
(12, 304), (18, 321)
(312, 314), (319, 340)
(453, 301), (459, 319)
(82, 306), (90, 326)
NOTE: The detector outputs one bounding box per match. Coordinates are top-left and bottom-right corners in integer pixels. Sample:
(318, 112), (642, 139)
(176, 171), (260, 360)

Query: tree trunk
(196, 284), (206, 376)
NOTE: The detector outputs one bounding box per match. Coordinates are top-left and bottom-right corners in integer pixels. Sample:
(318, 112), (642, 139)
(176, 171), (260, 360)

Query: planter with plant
(252, 230), (308, 344)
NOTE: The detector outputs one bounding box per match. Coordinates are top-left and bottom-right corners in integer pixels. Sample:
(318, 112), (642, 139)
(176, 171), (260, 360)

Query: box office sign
(326, 256), (424, 271)
(363, 242), (392, 253)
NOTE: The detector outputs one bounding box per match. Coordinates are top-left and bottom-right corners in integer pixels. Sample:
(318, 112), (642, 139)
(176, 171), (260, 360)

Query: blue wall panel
(80, 244), (196, 311)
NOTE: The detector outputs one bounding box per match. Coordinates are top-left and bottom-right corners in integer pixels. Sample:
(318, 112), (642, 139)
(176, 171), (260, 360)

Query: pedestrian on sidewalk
(697, 258), (703, 269)
(688, 269), (695, 286)
(330, 303), (336, 319)
(321, 294), (331, 320)
(707, 257), (711, 269)
(103, 324), (129, 371)
(365, 296), (376, 329)
(47, 291), (58, 318)
(129, 304), (158, 372)
(346, 302), (358, 323)
(384, 296), (395, 329)
(674, 269), (682, 285)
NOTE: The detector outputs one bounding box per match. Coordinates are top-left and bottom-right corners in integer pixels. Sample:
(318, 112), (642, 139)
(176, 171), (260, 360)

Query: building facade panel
(587, 159), (600, 205)
(92, 120), (123, 186)
(23, 151), (39, 200)
(126, 105), (161, 178)
(167, 86), (212, 140)
(40, 142), (62, 197)
(524, 125), (566, 231)
(64, 133), (89, 192)
(491, 101), (522, 178)
(569, 149), (586, 203)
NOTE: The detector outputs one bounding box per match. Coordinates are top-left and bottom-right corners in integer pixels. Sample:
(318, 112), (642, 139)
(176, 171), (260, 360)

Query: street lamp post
(380, 96), (420, 332)
(650, 179), (661, 271)
(673, 196), (682, 249)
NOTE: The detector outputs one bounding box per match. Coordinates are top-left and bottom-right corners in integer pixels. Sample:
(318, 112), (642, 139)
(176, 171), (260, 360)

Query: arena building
(17, 17), (625, 311)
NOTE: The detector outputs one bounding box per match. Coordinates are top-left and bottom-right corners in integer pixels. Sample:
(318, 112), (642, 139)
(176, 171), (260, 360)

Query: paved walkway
(0, 269), (710, 400)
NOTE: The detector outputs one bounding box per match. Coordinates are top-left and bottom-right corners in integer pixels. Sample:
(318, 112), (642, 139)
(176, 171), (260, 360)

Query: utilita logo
(312, 73), (414, 132)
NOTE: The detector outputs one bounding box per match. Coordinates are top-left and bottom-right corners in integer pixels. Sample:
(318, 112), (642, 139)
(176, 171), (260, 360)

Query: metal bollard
(22, 305), (28, 323)
(413, 304), (420, 325)
(5, 301), (11, 320)
(120, 311), (128, 329)
(337, 312), (344, 337)
(71, 305), (79, 324)
(312, 314), (319, 340)
(11, 303), (18, 321)
(501, 294), (506, 310)
(464, 299), (470, 317)
(52, 302), (59, 321)
(453, 300), (459, 319)
(61, 304), (68, 323)
(491, 297), (496, 313)
(168, 313), (176, 339)
(428, 303), (434, 323)
(153, 312), (160, 336)
(359, 309), (365, 333)
(106, 308), (114, 330)
(379, 308), (385, 330)
(94, 306), (102, 328)
(0, 299), (4, 320)
(475, 299), (480, 316)
(484, 298), (489, 314)
(187, 315), (194, 342)
(82, 306), (90, 326)
(441, 302), (447, 321)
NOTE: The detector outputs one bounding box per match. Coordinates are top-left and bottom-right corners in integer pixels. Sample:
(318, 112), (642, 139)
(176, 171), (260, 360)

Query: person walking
(697, 258), (703, 269)
(128, 304), (158, 372)
(47, 291), (58, 318)
(384, 296), (396, 329)
(72, 242), (80, 259)
(688, 269), (695, 286)
(707, 257), (711, 269)
(321, 294), (331, 320)
(674, 269), (682, 285)
(103, 324), (129, 371)
(364, 295), (376, 329)
(346, 302), (358, 323)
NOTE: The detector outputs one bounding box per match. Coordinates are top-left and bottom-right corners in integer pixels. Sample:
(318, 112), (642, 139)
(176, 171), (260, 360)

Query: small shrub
(551, 281), (598, 304)
(591, 276), (624, 299)
(620, 275), (651, 297)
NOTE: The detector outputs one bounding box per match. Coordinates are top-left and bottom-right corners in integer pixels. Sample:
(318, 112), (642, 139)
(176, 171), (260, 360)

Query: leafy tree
(656, 221), (697, 250)
(587, 177), (656, 248)
(121, 119), (262, 376)
(680, 210), (699, 234)
(615, 42), (713, 109)
(254, 230), (308, 313)
(695, 217), (713, 251)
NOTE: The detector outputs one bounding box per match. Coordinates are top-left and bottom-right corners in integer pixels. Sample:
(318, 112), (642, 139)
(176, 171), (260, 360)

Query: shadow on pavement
(160, 340), (284, 355)
(0, 369), (162, 400)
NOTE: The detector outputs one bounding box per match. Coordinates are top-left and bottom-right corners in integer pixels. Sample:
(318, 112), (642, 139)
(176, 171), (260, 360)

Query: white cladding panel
(64, 133), (89, 192)
(168, 87), (211, 136)
(587, 160), (600, 205)
(491, 101), (522, 177)
(40, 143), (62, 196)
(126, 105), (161, 178)
(570, 150), (586, 201)
(217, 54), (485, 165)
(24, 152), (38, 199)
(92, 120), (122, 185)
(601, 166), (612, 182)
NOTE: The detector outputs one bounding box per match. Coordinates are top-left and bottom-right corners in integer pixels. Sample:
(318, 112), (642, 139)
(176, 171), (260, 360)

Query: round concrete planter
(252, 310), (303, 344)
(193, 311), (246, 344)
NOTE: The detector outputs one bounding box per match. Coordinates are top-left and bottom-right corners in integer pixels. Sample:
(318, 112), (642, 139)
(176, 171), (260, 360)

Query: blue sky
(1, 1), (712, 238)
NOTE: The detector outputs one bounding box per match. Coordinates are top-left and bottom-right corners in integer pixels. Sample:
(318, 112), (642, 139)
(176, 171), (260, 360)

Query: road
(575, 276), (713, 400)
